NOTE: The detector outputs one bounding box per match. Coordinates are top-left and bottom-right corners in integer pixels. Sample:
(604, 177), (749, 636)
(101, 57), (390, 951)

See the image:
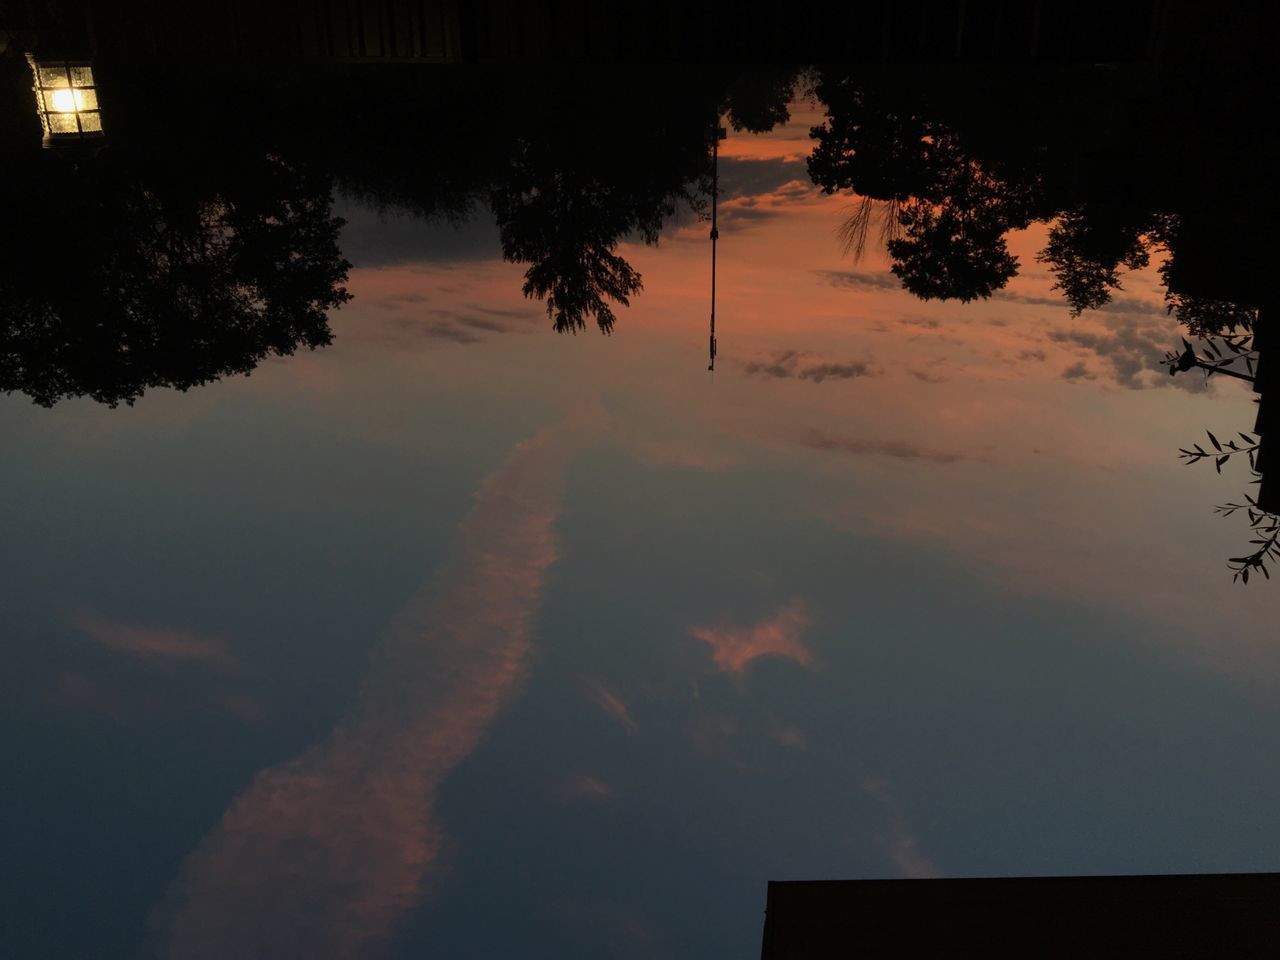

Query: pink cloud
(689, 599), (814, 674)
(563, 774), (618, 801)
(768, 719), (810, 750)
(586, 680), (639, 735)
(70, 613), (231, 666)
(862, 776), (940, 880)
(151, 425), (579, 959)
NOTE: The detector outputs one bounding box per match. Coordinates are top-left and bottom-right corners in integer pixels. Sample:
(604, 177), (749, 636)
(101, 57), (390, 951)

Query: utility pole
(708, 120), (726, 371)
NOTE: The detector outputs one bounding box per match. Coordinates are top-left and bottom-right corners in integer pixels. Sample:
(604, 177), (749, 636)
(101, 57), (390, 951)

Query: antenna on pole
(709, 119), (726, 371)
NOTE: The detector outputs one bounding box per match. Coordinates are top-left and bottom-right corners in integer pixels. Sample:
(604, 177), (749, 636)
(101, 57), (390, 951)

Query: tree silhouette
(0, 150), (349, 407)
(0, 61), (351, 407)
(1038, 207), (1152, 316)
(809, 75), (1043, 302)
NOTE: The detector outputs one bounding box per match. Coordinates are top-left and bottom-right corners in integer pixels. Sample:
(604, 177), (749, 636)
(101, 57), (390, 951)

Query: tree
(1038, 207), (1152, 315)
(0, 62), (350, 406)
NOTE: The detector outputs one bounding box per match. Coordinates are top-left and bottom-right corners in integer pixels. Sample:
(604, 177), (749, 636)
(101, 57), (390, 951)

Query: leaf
(1208, 431), (1222, 451)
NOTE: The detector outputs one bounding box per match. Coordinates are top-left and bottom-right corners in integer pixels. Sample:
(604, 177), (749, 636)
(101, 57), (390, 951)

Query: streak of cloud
(799, 429), (980, 464)
(70, 613), (231, 667)
(562, 774), (618, 801)
(742, 350), (877, 383)
(907, 369), (949, 384)
(689, 599), (813, 675)
(149, 425), (578, 959)
(814, 268), (901, 291)
(586, 680), (639, 735)
(995, 289), (1166, 317)
(862, 776), (940, 879)
(717, 157), (809, 201)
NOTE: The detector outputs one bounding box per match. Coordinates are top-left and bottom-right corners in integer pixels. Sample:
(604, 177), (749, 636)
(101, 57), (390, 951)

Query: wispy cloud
(1061, 360), (1094, 381)
(717, 197), (785, 228)
(742, 350), (877, 383)
(562, 773), (618, 801)
(862, 776), (940, 879)
(70, 613), (231, 667)
(814, 268), (901, 291)
(717, 157), (809, 201)
(768, 718), (810, 750)
(689, 599), (813, 675)
(586, 680), (639, 735)
(380, 307), (540, 346)
(1046, 316), (1205, 391)
(907, 369), (949, 384)
(995, 289), (1166, 317)
(798, 428), (980, 464)
(151, 425), (579, 959)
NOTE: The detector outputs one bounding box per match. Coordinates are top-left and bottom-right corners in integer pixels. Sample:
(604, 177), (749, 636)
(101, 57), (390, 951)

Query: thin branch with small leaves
(1181, 429), (1278, 582)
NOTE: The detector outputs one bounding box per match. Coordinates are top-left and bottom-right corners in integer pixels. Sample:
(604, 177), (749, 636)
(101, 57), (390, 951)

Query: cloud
(1017, 349), (1047, 362)
(717, 157), (809, 201)
(798, 428), (980, 464)
(689, 599), (813, 674)
(562, 774), (618, 801)
(366, 305), (542, 347)
(768, 719), (809, 750)
(814, 268), (901, 291)
(899, 317), (940, 329)
(70, 613), (231, 667)
(421, 322), (484, 344)
(994, 290), (1166, 318)
(862, 776), (939, 880)
(742, 350), (877, 383)
(151, 425), (579, 959)
(586, 680), (639, 735)
(1061, 360), (1093, 381)
(1046, 315), (1203, 391)
(717, 197), (784, 228)
(907, 369), (949, 384)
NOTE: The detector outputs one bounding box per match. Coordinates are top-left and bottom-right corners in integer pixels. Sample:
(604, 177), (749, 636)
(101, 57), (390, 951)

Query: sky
(2, 99), (1278, 959)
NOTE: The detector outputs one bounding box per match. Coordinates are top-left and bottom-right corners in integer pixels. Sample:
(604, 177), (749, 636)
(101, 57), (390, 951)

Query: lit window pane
(47, 112), (78, 133)
(68, 65), (95, 88)
(47, 88), (82, 113)
(38, 66), (70, 88)
(78, 112), (102, 133)
(74, 89), (98, 111)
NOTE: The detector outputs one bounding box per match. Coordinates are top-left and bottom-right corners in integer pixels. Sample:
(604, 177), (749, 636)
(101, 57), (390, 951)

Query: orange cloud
(70, 612), (231, 666)
(689, 599), (814, 674)
(151, 426), (577, 959)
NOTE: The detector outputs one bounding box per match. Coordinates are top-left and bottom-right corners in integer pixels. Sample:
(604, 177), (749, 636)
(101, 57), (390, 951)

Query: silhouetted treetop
(0, 60), (350, 407)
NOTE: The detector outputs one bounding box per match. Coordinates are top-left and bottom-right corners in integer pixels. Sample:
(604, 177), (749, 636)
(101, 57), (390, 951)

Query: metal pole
(709, 122), (720, 371)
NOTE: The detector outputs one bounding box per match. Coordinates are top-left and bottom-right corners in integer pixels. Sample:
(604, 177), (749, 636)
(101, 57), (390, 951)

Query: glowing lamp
(27, 56), (103, 147)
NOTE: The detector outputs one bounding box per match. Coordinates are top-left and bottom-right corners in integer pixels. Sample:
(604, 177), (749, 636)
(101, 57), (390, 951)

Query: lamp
(27, 55), (103, 147)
